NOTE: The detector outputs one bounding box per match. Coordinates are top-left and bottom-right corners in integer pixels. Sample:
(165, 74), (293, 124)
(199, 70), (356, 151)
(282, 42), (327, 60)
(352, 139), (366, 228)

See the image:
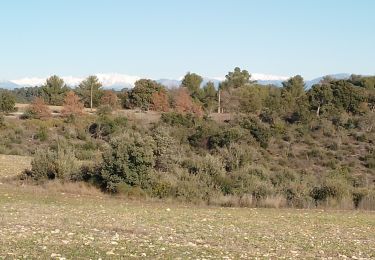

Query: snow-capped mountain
(9, 73), (140, 90)
(3, 72), (290, 90)
(156, 79), (181, 88)
(0, 80), (20, 89)
(250, 73), (352, 88)
(0, 73), (356, 90)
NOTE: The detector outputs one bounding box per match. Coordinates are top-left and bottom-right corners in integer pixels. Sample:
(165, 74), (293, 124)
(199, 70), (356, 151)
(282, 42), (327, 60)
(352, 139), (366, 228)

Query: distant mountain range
(247, 73), (351, 88)
(303, 73), (351, 87)
(0, 80), (21, 90)
(0, 73), (352, 90)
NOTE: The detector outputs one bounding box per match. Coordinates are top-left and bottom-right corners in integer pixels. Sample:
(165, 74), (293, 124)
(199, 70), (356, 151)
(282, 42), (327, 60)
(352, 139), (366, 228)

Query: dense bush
(284, 184), (310, 208)
(0, 92), (16, 113)
(89, 115), (128, 140)
(100, 132), (156, 192)
(96, 105), (113, 116)
(0, 114), (5, 128)
(309, 178), (350, 206)
(161, 112), (198, 127)
(207, 127), (243, 149)
(152, 126), (178, 171)
(217, 143), (253, 172)
(35, 126), (49, 141)
(238, 115), (271, 148)
(25, 146), (79, 181)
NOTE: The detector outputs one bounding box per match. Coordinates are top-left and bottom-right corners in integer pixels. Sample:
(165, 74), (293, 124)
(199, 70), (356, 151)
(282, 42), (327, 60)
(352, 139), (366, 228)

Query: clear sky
(0, 0), (374, 80)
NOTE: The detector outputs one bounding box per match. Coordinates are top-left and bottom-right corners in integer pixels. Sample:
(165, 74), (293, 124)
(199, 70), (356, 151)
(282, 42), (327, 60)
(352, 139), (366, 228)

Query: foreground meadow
(0, 181), (374, 259)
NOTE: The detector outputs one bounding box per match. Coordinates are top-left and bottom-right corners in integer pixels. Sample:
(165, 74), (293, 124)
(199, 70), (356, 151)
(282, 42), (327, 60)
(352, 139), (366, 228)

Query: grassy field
(0, 183), (374, 259)
(0, 155), (374, 259)
(0, 154), (32, 179)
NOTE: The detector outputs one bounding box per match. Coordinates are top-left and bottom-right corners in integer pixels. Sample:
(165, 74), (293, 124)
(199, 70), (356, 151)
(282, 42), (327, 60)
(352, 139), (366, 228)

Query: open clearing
(0, 154), (374, 259)
(0, 184), (373, 259)
(0, 154), (32, 178)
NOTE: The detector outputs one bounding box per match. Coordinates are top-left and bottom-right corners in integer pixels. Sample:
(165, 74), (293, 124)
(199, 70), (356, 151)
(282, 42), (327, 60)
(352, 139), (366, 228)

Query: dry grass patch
(0, 154), (32, 178)
(0, 183), (374, 259)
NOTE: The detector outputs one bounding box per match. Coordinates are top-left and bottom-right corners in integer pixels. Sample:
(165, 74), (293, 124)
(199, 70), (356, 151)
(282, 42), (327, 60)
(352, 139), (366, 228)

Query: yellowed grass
(0, 154), (32, 178)
(0, 182), (374, 259)
(14, 103), (226, 125)
(116, 109), (161, 126)
(209, 112), (233, 122)
(15, 103), (96, 113)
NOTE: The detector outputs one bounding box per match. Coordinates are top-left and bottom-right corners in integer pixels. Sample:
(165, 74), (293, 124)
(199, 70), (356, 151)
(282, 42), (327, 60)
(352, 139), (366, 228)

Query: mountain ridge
(0, 73), (354, 90)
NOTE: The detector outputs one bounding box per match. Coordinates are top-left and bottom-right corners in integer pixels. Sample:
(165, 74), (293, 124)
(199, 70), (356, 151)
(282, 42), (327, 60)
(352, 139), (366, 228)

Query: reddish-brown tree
(26, 97), (52, 119)
(151, 90), (170, 112)
(100, 90), (119, 110)
(173, 87), (203, 116)
(61, 91), (84, 117)
(174, 88), (193, 113)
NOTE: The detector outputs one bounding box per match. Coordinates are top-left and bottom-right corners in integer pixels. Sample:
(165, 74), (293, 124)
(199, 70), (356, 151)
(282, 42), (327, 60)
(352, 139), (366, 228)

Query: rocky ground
(0, 182), (374, 259)
(0, 154), (374, 259)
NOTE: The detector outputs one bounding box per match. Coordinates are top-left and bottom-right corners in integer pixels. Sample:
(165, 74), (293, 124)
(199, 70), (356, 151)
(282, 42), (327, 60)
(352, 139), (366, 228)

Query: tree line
(1, 68), (374, 123)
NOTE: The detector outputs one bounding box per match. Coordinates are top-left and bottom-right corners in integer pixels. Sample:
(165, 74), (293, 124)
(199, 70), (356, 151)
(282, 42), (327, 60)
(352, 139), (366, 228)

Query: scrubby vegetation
(1, 68), (374, 209)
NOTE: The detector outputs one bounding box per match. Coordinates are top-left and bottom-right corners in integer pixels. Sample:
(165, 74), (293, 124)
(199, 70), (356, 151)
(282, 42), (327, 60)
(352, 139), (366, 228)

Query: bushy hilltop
(0, 68), (374, 209)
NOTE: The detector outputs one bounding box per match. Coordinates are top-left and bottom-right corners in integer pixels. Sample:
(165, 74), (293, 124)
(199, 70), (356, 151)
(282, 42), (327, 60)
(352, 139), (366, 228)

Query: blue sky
(0, 0), (374, 80)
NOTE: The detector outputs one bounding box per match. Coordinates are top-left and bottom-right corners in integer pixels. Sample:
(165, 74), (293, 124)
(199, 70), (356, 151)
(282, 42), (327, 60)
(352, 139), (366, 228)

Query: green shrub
(218, 143), (253, 172)
(174, 169), (206, 202)
(352, 188), (368, 209)
(150, 173), (177, 199)
(152, 126), (178, 172)
(113, 116), (128, 128)
(181, 154), (230, 196)
(100, 132), (156, 192)
(344, 118), (359, 130)
(161, 112), (198, 127)
(271, 119), (287, 137)
(35, 126), (48, 141)
(183, 154), (226, 181)
(0, 114), (5, 128)
(25, 146), (79, 181)
(0, 92), (16, 113)
(82, 140), (97, 150)
(75, 149), (95, 160)
(307, 148), (323, 159)
(357, 189), (375, 210)
(207, 127), (243, 149)
(364, 150), (375, 169)
(97, 105), (113, 116)
(284, 184), (309, 208)
(252, 181), (272, 202)
(238, 116), (271, 148)
(187, 124), (215, 149)
(116, 183), (147, 198)
(310, 178), (350, 206)
(72, 164), (102, 185)
(174, 167), (222, 203)
(230, 166), (272, 198)
(88, 116), (116, 139)
(76, 127), (88, 141)
(270, 170), (297, 188)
